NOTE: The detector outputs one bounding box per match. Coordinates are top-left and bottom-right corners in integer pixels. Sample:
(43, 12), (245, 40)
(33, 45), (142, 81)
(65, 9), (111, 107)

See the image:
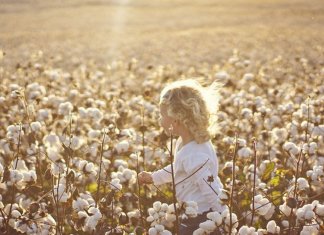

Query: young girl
(138, 79), (224, 234)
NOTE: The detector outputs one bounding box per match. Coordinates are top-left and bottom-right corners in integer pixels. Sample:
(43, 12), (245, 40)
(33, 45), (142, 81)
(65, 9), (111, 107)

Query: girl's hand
(138, 171), (153, 184)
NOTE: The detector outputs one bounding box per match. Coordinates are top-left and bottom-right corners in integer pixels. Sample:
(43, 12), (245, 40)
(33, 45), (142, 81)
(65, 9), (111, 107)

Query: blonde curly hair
(159, 79), (221, 144)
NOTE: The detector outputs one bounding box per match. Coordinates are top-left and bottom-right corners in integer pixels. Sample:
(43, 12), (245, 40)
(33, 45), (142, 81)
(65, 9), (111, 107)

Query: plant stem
(136, 151), (146, 230)
(251, 139), (257, 226)
(169, 133), (179, 235)
(229, 133), (238, 234)
(95, 131), (106, 207)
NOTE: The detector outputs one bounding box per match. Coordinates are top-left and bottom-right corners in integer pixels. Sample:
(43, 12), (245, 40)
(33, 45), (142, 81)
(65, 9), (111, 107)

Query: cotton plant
(111, 165), (137, 185)
(146, 201), (175, 235)
(71, 192), (103, 232)
(250, 195), (275, 220)
(194, 207), (238, 235)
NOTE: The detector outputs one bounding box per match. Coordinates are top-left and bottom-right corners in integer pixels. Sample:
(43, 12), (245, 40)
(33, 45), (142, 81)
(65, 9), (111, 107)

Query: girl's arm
(151, 164), (173, 185)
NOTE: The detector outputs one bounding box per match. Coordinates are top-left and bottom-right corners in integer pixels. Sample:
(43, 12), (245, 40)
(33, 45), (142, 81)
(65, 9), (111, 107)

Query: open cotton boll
(73, 198), (89, 211)
(160, 230), (172, 235)
(110, 178), (122, 190)
(297, 177), (309, 190)
(30, 121), (42, 132)
(153, 201), (162, 212)
(58, 101), (73, 116)
(115, 140), (130, 153)
(193, 228), (207, 235)
(154, 224), (164, 232)
(315, 203), (324, 216)
(165, 213), (176, 222)
(300, 224), (319, 235)
(148, 227), (158, 235)
(283, 142), (300, 155)
(237, 147), (253, 158)
(238, 225), (256, 235)
(199, 220), (217, 232)
(266, 220), (280, 234)
(207, 211), (222, 226)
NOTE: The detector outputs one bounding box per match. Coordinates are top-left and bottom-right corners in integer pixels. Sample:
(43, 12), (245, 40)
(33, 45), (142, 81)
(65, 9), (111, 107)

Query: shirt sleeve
(151, 164), (173, 186)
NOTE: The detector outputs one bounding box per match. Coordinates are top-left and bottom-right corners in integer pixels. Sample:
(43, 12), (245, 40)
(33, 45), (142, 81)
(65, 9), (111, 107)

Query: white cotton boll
(23, 170), (37, 182)
(193, 228), (206, 235)
(115, 140), (130, 153)
(11, 209), (21, 218)
(167, 204), (175, 214)
(146, 215), (154, 223)
(73, 198), (89, 211)
(13, 159), (28, 171)
(266, 220), (280, 234)
(161, 203), (169, 212)
(238, 225), (256, 235)
(281, 220), (289, 228)
(148, 208), (155, 216)
(58, 102), (73, 116)
(241, 108), (253, 119)
(272, 128), (288, 143)
(308, 142), (317, 154)
(85, 162), (95, 173)
(153, 212), (159, 220)
(10, 170), (24, 184)
(160, 230), (172, 235)
(37, 108), (52, 122)
(110, 178), (122, 190)
(243, 73), (254, 81)
(43, 133), (60, 148)
(78, 107), (88, 118)
(87, 107), (103, 122)
(297, 177), (309, 190)
(283, 142), (300, 155)
(199, 220), (216, 232)
(315, 204), (324, 216)
(279, 203), (293, 217)
(158, 211), (165, 217)
(215, 71), (230, 82)
(165, 213), (176, 222)
(148, 227), (158, 235)
(88, 129), (101, 139)
(155, 224), (164, 232)
(312, 125), (324, 137)
(207, 212), (222, 226)
(296, 208), (305, 220)
(114, 159), (128, 168)
(78, 160), (87, 170)
(264, 204), (275, 220)
(185, 206), (198, 217)
(88, 207), (102, 219)
(0, 162), (3, 176)
(78, 211), (88, 219)
(300, 224), (319, 235)
(153, 201), (162, 212)
(30, 121), (42, 132)
(304, 210), (315, 220)
(238, 147), (253, 158)
(70, 136), (84, 150)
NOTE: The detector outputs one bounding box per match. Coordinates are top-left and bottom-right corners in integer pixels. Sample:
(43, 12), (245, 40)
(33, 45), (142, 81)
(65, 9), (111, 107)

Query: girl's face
(159, 104), (176, 135)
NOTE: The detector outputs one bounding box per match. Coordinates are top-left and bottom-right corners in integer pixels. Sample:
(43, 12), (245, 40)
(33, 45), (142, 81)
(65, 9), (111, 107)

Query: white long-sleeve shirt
(152, 138), (224, 214)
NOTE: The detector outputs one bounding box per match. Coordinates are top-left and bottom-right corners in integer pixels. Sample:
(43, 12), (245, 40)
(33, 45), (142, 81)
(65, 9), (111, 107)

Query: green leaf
(269, 175), (281, 187)
(261, 162), (275, 182)
(270, 190), (282, 206)
(86, 183), (98, 193)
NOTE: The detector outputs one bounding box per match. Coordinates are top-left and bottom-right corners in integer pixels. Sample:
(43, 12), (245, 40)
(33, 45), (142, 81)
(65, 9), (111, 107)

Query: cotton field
(0, 49), (323, 235)
(1, 0), (324, 234)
